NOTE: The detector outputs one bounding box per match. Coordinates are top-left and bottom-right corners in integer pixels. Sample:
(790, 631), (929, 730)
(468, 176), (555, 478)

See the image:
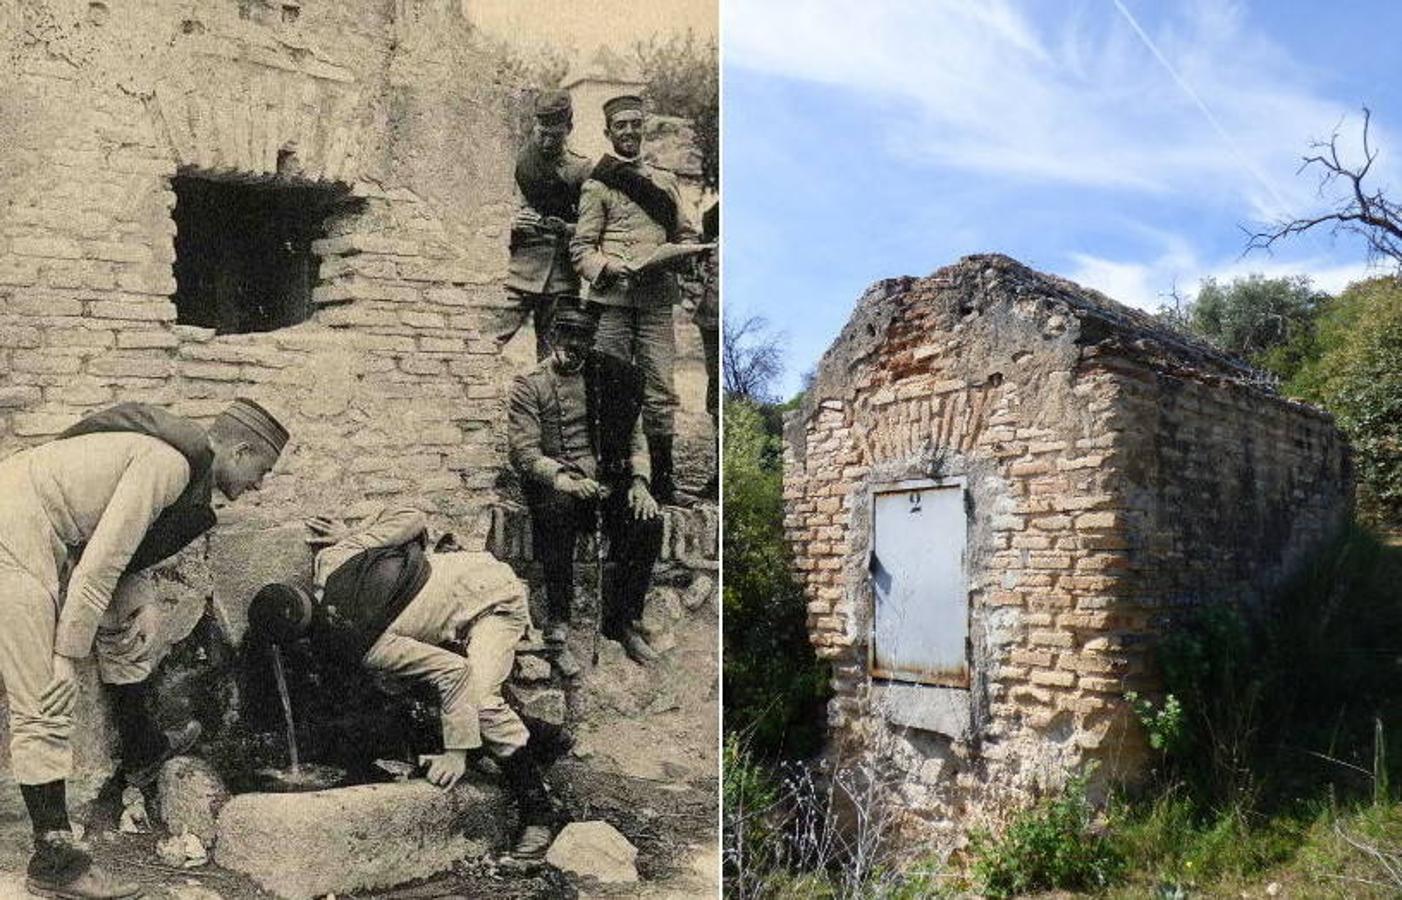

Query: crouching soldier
(0, 399), (287, 899)
(508, 307), (665, 669)
(246, 505), (558, 859)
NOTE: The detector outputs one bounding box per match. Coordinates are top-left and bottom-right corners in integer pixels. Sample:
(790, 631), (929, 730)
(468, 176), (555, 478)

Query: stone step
(213, 778), (508, 899)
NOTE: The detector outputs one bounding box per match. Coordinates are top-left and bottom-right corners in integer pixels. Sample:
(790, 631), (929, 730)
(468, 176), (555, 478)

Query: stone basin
(211, 778), (508, 899)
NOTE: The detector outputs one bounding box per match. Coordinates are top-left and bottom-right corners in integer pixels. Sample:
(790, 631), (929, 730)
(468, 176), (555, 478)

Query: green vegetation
(1162, 273), (1402, 529)
(970, 775), (1123, 898)
(722, 397), (829, 761)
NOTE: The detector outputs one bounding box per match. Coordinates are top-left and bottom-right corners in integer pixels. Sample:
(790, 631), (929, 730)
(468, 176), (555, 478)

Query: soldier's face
(604, 110), (644, 158)
(552, 329), (593, 372)
(215, 441), (279, 500)
(533, 122), (570, 157)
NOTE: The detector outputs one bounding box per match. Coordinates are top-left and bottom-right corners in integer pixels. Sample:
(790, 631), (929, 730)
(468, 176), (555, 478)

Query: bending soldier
(0, 399), (287, 900)
(502, 89), (594, 360)
(247, 505), (560, 859)
(507, 307), (665, 669)
(570, 94), (699, 505)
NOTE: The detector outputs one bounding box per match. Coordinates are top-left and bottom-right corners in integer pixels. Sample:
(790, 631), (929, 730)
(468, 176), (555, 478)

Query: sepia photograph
(722, 1), (1402, 898)
(0, 1), (716, 897)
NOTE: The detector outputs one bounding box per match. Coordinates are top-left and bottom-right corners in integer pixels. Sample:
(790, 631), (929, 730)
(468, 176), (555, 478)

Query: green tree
(633, 30), (719, 189)
(1186, 274), (1327, 380)
(723, 399), (828, 758)
(1289, 276), (1402, 526)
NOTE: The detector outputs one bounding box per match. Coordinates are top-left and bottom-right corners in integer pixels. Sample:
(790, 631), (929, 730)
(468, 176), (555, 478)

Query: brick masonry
(783, 254), (1350, 847)
(0, 1), (716, 778)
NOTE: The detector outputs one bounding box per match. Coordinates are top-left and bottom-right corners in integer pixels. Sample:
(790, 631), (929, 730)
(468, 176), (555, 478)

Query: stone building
(0, 0), (716, 782)
(782, 254), (1350, 845)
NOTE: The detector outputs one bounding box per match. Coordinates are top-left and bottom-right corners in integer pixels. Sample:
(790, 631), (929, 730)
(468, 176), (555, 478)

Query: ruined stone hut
(782, 254), (1350, 844)
(0, 1), (716, 780)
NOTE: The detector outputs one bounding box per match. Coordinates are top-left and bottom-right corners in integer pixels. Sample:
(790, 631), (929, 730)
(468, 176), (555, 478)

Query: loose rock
(158, 755), (229, 843)
(545, 820), (638, 883)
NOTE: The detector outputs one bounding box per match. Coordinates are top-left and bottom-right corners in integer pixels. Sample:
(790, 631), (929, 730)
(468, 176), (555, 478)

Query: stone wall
(783, 255), (1350, 848)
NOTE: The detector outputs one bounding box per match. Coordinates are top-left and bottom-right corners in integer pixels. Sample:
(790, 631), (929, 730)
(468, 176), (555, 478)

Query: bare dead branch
(1247, 107), (1402, 270)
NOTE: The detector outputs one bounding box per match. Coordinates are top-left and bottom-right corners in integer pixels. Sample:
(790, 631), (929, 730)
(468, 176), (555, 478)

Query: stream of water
(270, 644), (300, 772)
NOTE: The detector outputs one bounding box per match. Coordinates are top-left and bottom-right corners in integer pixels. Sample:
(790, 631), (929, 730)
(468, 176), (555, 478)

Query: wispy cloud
(724, 0), (1395, 222)
(1066, 246), (1383, 311)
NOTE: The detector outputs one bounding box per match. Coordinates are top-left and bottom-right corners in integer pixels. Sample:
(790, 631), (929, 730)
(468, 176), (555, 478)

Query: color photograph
(723, 2), (1402, 897)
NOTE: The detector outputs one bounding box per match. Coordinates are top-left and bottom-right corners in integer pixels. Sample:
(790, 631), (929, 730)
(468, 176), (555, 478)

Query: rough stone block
(158, 755), (229, 843)
(214, 780), (508, 899)
(545, 821), (639, 883)
(505, 683), (566, 727)
(208, 524), (316, 645)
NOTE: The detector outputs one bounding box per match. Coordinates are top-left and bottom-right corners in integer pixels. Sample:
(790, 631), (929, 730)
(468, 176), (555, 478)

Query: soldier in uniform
(507, 307), (665, 668)
(247, 504), (560, 859)
(501, 90), (594, 360)
(0, 399), (287, 899)
(571, 94), (700, 505)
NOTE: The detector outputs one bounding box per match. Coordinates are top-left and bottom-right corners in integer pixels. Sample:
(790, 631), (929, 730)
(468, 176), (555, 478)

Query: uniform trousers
(592, 303), (678, 438)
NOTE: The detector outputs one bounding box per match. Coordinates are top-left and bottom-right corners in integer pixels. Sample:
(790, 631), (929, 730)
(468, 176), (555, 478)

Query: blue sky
(723, 0), (1402, 397)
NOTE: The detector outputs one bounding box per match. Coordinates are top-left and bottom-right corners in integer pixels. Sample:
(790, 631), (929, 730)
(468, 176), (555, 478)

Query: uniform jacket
(507, 146), (593, 297)
(58, 403), (216, 573)
(0, 431), (190, 658)
(508, 350), (650, 489)
(570, 158), (697, 308)
(313, 506), (529, 751)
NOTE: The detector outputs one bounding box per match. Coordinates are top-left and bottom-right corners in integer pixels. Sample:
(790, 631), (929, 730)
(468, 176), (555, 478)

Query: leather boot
(648, 434), (694, 507)
(27, 831), (141, 899)
(498, 748), (558, 858)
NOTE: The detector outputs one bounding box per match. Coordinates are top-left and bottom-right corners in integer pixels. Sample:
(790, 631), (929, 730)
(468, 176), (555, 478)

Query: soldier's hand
(419, 749), (468, 791)
(40, 654), (80, 718)
(512, 208), (544, 231)
(628, 478), (659, 521)
(553, 472), (601, 500)
(305, 515), (347, 547)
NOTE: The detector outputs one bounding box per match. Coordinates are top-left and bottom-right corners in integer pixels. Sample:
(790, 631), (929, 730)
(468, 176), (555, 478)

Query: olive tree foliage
(1288, 277), (1402, 526)
(1188, 275), (1327, 380)
(633, 29), (719, 190)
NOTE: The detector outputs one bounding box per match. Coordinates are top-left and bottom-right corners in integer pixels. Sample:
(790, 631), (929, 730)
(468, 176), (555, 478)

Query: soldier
(501, 89), (594, 360)
(571, 94), (701, 505)
(507, 307), (665, 669)
(0, 399), (287, 900)
(247, 505), (559, 860)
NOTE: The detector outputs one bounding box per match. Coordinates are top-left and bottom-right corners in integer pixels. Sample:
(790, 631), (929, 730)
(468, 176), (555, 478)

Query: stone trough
(158, 755), (508, 899)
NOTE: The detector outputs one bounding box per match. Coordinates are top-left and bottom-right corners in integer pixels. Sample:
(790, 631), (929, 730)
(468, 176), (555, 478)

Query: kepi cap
(552, 305), (598, 335)
(602, 94), (644, 122)
(534, 90), (572, 127)
(248, 582), (313, 645)
(219, 398), (289, 455)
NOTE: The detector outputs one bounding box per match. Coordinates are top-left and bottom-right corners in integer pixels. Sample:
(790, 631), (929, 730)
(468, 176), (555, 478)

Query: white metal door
(870, 482), (967, 686)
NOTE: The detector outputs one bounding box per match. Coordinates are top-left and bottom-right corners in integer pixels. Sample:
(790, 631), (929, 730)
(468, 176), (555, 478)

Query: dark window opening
(172, 174), (350, 334)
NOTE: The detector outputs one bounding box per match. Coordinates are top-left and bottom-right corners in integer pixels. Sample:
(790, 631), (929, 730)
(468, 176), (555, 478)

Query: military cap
(602, 94), (644, 122)
(218, 398), (289, 455)
(552, 305), (598, 335)
(534, 89), (572, 126)
(248, 582), (313, 645)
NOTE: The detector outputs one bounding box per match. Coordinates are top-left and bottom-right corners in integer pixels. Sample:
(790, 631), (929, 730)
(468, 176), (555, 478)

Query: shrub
(970, 774), (1124, 898)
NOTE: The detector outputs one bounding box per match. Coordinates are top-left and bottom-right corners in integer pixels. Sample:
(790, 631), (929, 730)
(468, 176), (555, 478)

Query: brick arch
(150, 55), (363, 183)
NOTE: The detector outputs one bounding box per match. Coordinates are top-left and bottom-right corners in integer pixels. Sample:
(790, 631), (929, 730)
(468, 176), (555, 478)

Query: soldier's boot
(648, 434), (695, 507)
(544, 622), (582, 679)
(105, 682), (202, 789)
(499, 748), (557, 859)
(621, 627), (660, 665)
(26, 831), (141, 899)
